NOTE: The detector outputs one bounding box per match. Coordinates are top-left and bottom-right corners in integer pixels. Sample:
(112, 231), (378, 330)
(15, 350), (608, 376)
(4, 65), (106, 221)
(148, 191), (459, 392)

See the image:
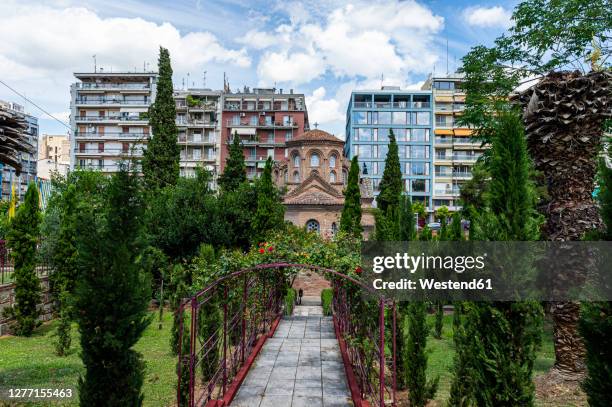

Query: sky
(0, 0), (519, 139)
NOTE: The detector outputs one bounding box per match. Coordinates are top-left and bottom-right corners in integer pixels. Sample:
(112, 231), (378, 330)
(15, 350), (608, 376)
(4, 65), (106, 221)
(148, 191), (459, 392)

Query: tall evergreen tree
(218, 132), (247, 192)
(405, 301), (439, 406)
(6, 182), (41, 336)
(457, 112), (543, 406)
(398, 195), (416, 241)
(340, 156), (363, 239)
(75, 168), (151, 406)
(252, 157), (285, 243)
(377, 129), (402, 213)
(142, 47), (180, 190)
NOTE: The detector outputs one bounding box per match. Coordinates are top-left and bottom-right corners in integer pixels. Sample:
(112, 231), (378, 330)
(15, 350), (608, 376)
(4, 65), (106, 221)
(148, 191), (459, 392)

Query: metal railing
(177, 263), (398, 407)
(74, 132), (149, 139)
(0, 240), (52, 286)
(225, 120), (296, 128)
(76, 83), (150, 90)
(75, 99), (149, 105)
(353, 101), (431, 109)
(74, 116), (148, 122)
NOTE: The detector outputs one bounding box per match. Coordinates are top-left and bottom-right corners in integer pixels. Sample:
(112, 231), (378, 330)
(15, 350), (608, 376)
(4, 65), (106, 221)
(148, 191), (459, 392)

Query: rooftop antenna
(187, 72), (190, 89)
(202, 70), (207, 88)
(380, 73), (384, 88)
(446, 37), (449, 75)
(182, 78), (185, 90)
(92, 55), (97, 72)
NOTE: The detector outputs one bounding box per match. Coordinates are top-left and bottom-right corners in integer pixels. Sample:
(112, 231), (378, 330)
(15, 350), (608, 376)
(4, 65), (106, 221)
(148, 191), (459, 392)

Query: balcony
(75, 98), (149, 106)
(75, 115), (148, 123)
(74, 132), (149, 140)
(434, 188), (461, 196)
(74, 148), (144, 157)
(76, 83), (150, 90)
(223, 103), (304, 112)
(225, 120), (297, 129)
(178, 136), (216, 144)
(176, 119), (216, 127)
(435, 136), (453, 145)
(353, 101), (431, 109)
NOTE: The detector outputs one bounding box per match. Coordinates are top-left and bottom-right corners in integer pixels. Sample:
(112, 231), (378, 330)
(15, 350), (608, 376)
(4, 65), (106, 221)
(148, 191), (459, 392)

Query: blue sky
(0, 0), (518, 138)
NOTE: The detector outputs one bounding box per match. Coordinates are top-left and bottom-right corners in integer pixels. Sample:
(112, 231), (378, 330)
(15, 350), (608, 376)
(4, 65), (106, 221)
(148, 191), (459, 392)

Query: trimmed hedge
(284, 288), (297, 315)
(321, 288), (333, 316)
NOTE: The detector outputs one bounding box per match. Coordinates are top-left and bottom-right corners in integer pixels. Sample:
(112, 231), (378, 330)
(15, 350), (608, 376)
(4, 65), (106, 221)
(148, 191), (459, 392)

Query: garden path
(230, 296), (351, 407)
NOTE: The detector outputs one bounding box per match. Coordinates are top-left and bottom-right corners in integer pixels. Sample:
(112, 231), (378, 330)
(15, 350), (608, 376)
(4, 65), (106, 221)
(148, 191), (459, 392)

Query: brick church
(273, 129), (375, 238)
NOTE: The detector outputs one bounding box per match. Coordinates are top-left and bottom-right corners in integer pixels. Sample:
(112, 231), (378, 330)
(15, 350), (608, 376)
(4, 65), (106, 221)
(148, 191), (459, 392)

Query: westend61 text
(373, 278), (493, 291)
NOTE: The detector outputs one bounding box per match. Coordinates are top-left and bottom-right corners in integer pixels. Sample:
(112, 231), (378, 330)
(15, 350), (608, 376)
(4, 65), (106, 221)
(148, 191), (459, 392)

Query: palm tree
(513, 70), (611, 377)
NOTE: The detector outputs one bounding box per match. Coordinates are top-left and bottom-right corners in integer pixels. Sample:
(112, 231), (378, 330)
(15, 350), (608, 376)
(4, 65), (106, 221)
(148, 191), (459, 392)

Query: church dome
(289, 129), (343, 143)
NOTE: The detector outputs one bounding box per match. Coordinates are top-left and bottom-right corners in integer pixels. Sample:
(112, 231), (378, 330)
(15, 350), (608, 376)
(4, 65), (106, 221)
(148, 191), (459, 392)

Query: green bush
(284, 288), (296, 315)
(321, 288), (333, 316)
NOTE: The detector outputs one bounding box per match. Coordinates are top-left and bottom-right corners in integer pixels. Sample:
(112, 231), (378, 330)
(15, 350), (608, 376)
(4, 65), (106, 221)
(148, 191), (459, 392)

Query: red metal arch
(177, 262), (397, 407)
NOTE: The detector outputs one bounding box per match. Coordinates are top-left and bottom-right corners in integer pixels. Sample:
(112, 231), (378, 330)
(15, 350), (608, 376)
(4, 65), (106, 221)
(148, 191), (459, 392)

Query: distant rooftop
(74, 71), (158, 79)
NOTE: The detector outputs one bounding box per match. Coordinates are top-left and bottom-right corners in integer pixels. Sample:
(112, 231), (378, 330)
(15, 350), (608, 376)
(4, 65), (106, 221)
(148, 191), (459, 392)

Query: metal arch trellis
(176, 262), (398, 407)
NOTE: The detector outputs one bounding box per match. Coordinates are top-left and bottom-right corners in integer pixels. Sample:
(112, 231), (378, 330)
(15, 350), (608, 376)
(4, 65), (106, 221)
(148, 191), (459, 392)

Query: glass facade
(345, 90), (434, 209)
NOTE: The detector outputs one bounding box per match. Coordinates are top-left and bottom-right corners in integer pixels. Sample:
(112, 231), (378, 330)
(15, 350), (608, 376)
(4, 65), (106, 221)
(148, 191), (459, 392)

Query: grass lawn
(0, 310), (176, 406)
(425, 313), (557, 406)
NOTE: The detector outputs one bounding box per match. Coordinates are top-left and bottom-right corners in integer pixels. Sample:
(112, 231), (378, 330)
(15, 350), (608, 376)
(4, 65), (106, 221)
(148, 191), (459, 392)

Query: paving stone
(296, 365), (322, 380)
(259, 395), (293, 407)
(231, 395), (262, 407)
(269, 366), (297, 381)
(292, 395), (323, 407)
(294, 379), (322, 389)
(242, 375), (270, 387)
(235, 385), (266, 398)
(264, 379), (294, 396)
(293, 386), (323, 398)
(323, 395), (352, 407)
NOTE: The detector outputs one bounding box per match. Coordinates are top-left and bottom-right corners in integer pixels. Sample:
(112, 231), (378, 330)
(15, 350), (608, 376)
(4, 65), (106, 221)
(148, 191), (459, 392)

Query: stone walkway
(231, 297), (352, 407)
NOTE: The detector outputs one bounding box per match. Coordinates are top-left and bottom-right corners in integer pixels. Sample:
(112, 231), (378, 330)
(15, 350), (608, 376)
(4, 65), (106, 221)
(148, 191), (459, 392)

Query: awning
(435, 129), (453, 135)
(435, 96), (454, 102)
(454, 128), (473, 136)
(232, 127), (256, 135)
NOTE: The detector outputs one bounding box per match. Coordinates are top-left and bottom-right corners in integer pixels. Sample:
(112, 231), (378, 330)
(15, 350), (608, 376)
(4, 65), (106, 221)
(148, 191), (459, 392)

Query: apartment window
(394, 128), (407, 142)
(98, 142), (104, 153)
(411, 162), (429, 176)
(310, 153), (320, 167)
(412, 128), (430, 142)
(122, 143), (129, 153)
(267, 133), (274, 143)
(411, 179), (427, 193)
(285, 131), (292, 141)
(98, 110), (105, 117)
(248, 147), (256, 159)
(283, 115), (292, 125)
(249, 115), (257, 125)
(356, 127), (372, 141)
(79, 110), (86, 117)
(378, 128), (390, 142)
(416, 111), (430, 125)
(79, 143), (86, 153)
(231, 115), (240, 125)
(192, 133), (202, 142)
(372, 162), (379, 175)
(79, 159), (85, 167)
(378, 111), (391, 124)
(435, 115), (453, 127)
(98, 159), (104, 169)
(329, 154), (337, 168)
(267, 149), (274, 159)
(434, 81), (455, 90)
(357, 145), (372, 159)
(434, 199), (451, 207)
(369, 111), (378, 124)
(411, 145), (429, 159)
(193, 148), (201, 160)
(353, 111), (367, 124)
(392, 112), (407, 124)
(377, 144), (388, 159)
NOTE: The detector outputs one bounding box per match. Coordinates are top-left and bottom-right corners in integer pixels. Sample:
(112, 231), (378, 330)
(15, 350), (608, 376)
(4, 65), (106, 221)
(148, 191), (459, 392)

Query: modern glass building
(345, 87), (434, 210)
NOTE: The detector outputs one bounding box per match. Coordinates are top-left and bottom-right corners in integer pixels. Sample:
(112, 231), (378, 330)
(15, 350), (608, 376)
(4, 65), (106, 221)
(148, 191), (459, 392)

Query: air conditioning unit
(240, 112), (246, 117)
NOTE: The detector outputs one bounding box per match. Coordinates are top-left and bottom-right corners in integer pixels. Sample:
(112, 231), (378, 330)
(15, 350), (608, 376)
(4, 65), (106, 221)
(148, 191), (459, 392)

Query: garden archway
(176, 262), (398, 407)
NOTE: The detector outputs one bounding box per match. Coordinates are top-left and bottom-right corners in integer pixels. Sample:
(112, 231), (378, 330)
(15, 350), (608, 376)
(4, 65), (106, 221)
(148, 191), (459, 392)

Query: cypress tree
(340, 156), (363, 239)
(405, 301), (439, 406)
(252, 157), (285, 243)
(377, 129), (402, 213)
(398, 195), (416, 241)
(6, 182), (41, 336)
(218, 132), (247, 192)
(457, 112), (543, 406)
(75, 168), (151, 406)
(419, 225), (433, 241)
(448, 213), (463, 241)
(142, 47), (180, 190)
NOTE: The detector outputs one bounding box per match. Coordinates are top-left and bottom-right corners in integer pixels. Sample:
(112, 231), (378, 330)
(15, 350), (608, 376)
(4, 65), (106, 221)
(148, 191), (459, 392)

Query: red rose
(259, 248), (265, 254)
(355, 266), (363, 275)
(268, 246), (274, 252)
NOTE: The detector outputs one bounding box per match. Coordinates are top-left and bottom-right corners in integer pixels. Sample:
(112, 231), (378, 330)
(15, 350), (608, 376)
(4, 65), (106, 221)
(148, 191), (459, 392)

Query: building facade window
(293, 171), (300, 183)
(329, 154), (337, 168)
(330, 171), (336, 183)
(293, 154), (300, 167)
(310, 153), (320, 167)
(306, 219), (320, 234)
(331, 222), (338, 236)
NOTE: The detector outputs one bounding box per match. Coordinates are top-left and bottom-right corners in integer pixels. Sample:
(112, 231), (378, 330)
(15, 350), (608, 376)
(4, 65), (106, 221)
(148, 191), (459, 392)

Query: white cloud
(305, 87), (344, 127)
(463, 6), (512, 28)
(252, 0), (444, 85)
(237, 30), (279, 50)
(257, 51), (326, 85)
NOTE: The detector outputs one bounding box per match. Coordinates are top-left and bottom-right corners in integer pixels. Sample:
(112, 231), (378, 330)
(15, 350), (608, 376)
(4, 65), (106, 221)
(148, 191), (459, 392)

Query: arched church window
(306, 219), (320, 234)
(330, 171), (336, 183)
(310, 153), (320, 167)
(293, 171), (300, 183)
(293, 154), (300, 167)
(329, 154), (337, 168)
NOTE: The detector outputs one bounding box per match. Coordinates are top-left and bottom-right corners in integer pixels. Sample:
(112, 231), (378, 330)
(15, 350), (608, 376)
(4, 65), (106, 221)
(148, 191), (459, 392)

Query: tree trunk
(514, 70), (611, 378)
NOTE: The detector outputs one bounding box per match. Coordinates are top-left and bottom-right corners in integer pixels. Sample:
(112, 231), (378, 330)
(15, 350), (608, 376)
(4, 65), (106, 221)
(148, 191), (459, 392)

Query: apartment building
(0, 100), (38, 201)
(422, 73), (487, 212)
(70, 71), (157, 173)
(345, 87), (434, 210)
(221, 87), (309, 179)
(38, 134), (70, 179)
(174, 89), (222, 183)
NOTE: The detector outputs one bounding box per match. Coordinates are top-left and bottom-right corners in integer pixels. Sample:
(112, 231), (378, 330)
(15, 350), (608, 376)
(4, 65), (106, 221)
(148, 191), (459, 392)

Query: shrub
(321, 288), (333, 316)
(284, 288), (296, 315)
